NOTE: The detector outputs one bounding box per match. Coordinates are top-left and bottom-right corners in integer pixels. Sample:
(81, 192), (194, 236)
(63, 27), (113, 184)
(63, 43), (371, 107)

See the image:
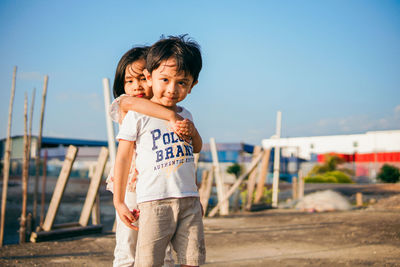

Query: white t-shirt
(116, 106), (199, 204)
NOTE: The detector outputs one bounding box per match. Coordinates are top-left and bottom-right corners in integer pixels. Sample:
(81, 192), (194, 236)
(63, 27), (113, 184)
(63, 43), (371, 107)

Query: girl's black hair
(146, 34), (202, 84)
(113, 46), (149, 98)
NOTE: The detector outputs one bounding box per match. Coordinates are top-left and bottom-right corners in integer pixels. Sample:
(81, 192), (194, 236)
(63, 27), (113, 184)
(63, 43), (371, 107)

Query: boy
(114, 35), (205, 267)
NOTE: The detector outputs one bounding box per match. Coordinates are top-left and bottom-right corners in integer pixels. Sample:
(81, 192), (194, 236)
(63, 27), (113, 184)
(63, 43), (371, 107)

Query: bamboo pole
(39, 149), (48, 227)
(209, 152), (264, 217)
(20, 93), (29, 243)
(0, 66), (17, 247)
(33, 75), (48, 223)
(27, 88), (36, 164)
(102, 78), (117, 164)
(272, 111), (282, 208)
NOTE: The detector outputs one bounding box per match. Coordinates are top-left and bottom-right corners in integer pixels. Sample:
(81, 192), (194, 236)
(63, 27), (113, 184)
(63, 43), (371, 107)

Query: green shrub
(325, 171), (353, 183)
(377, 164), (400, 183)
(305, 175), (336, 183)
(305, 170), (353, 184)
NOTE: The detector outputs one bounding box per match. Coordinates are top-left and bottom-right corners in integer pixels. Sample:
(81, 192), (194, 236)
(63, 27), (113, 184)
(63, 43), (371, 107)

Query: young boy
(114, 35), (205, 267)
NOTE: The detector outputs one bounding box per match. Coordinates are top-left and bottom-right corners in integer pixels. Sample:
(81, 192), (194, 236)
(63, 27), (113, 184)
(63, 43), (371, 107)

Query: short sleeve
(109, 94), (129, 123)
(116, 111), (139, 141)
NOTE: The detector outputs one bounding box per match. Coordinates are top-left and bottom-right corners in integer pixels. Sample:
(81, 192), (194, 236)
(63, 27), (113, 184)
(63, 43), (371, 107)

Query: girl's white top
(116, 107), (198, 204)
(106, 94), (137, 193)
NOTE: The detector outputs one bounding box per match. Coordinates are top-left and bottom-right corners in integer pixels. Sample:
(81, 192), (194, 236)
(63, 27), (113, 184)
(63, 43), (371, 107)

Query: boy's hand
(115, 202), (139, 231)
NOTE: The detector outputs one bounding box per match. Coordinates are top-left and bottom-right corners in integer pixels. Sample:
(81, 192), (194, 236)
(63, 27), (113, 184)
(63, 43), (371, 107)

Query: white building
(262, 130), (400, 160)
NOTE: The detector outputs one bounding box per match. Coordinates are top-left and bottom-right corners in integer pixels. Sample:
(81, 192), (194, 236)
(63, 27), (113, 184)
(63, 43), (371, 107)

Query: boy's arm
(119, 95), (182, 123)
(191, 126), (202, 153)
(113, 139), (137, 230)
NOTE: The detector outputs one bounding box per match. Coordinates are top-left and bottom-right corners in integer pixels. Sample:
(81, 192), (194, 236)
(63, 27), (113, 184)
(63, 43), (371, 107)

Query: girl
(108, 46), (196, 267)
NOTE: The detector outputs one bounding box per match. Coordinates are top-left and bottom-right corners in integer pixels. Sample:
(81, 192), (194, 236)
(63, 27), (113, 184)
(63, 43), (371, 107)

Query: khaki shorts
(135, 197), (206, 267)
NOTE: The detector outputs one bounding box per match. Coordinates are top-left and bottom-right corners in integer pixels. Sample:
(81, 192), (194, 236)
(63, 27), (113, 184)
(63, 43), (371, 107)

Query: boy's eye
(178, 81), (186, 86)
(162, 78), (168, 82)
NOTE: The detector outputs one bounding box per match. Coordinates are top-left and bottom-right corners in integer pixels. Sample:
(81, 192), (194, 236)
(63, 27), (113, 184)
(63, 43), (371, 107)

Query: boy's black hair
(146, 34), (202, 83)
(113, 46), (149, 98)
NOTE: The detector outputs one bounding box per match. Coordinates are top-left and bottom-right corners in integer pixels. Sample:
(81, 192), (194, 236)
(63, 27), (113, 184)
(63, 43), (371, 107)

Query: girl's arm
(119, 95), (182, 123)
(113, 139), (137, 230)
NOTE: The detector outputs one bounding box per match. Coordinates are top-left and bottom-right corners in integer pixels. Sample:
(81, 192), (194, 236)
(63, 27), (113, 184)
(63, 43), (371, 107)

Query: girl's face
(124, 59), (153, 99)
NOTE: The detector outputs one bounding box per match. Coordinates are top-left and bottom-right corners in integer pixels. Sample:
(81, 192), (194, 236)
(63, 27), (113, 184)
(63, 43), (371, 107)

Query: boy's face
(145, 57), (197, 109)
(124, 59), (153, 99)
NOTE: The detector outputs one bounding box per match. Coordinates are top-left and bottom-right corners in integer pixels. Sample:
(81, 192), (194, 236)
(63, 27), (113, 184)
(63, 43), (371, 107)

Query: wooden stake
(209, 138), (229, 215)
(200, 168), (214, 216)
(356, 192), (363, 207)
(89, 164), (100, 225)
(20, 93), (29, 243)
(209, 152), (263, 217)
(245, 146), (262, 210)
(42, 145), (78, 231)
(39, 149), (48, 227)
(0, 66), (17, 247)
(298, 171), (304, 199)
(292, 177), (298, 200)
(79, 147), (108, 226)
(33, 75), (48, 222)
(254, 149), (271, 203)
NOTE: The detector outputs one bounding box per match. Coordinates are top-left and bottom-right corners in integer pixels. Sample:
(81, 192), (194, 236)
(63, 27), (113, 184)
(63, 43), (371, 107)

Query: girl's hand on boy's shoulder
(115, 202), (139, 231)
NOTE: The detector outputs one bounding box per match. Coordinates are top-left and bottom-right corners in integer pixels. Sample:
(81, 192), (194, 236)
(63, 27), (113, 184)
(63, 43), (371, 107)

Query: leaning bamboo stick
(209, 152), (264, 217)
(20, 93), (29, 243)
(245, 146), (262, 210)
(33, 75), (48, 223)
(0, 66), (17, 247)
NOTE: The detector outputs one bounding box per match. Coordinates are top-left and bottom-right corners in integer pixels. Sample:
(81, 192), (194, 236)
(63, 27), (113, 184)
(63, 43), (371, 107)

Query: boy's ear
(143, 69), (152, 86)
(188, 80), (198, 94)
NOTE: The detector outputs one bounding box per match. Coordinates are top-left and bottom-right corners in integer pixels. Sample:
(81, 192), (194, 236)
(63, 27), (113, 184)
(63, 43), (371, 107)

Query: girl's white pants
(113, 191), (174, 267)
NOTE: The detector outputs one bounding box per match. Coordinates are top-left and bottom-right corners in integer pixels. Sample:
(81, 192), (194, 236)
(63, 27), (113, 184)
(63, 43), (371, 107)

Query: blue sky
(1, 0), (399, 145)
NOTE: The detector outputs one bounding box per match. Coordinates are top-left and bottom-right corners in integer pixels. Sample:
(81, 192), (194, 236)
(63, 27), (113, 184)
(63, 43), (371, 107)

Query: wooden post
(254, 149), (271, 203)
(356, 192), (363, 207)
(245, 146), (262, 210)
(39, 149), (48, 227)
(20, 93), (29, 243)
(298, 171), (304, 199)
(209, 152), (263, 217)
(292, 177), (298, 200)
(199, 169), (213, 216)
(272, 111), (282, 208)
(209, 138), (229, 215)
(89, 164), (100, 225)
(102, 78), (117, 165)
(79, 147), (108, 226)
(0, 66), (17, 247)
(42, 145), (78, 231)
(33, 75), (48, 222)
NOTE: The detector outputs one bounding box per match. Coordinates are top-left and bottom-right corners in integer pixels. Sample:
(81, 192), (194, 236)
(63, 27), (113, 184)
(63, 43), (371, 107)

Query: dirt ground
(0, 180), (399, 266)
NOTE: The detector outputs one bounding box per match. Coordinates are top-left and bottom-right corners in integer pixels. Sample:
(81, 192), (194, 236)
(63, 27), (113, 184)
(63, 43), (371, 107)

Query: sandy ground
(0, 179), (399, 266)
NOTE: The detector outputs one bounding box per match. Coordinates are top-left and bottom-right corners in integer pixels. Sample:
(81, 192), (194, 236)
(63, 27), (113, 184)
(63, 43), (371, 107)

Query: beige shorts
(135, 197), (206, 267)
